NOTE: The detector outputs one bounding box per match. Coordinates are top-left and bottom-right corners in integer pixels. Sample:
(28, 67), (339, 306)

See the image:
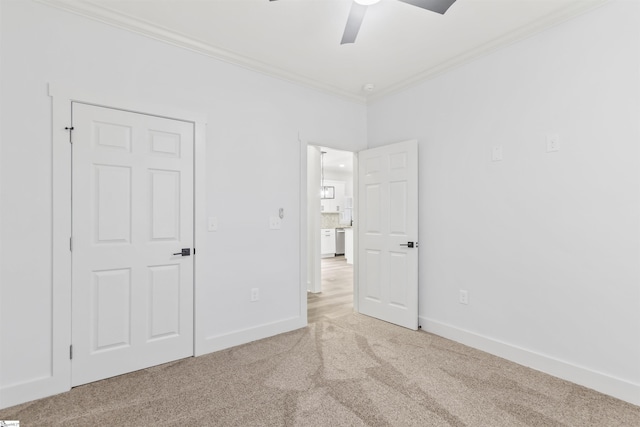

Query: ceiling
(321, 147), (354, 174)
(40, 0), (609, 103)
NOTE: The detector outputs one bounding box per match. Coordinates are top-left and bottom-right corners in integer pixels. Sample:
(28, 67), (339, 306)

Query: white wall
(367, 0), (640, 404)
(0, 0), (366, 408)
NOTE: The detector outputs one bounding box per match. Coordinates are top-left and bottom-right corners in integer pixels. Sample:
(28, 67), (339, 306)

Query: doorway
(307, 146), (355, 323)
(303, 140), (420, 330)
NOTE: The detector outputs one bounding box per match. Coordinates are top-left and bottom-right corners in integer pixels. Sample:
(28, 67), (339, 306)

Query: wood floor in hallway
(307, 255), (354, 323)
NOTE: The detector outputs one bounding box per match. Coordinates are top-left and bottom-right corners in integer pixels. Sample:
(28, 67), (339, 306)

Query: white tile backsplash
(321, 213), (341, 229)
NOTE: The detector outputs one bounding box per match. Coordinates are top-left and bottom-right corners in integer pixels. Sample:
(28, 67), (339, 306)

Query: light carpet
(2, 314), (639, 426)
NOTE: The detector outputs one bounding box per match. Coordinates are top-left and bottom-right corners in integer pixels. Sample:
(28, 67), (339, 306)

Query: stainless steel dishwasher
(335, 228), (345, 256)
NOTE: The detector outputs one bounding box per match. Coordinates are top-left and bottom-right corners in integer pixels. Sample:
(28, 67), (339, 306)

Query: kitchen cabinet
(320, 228), (336, 257)
(321, 181), (345, 213)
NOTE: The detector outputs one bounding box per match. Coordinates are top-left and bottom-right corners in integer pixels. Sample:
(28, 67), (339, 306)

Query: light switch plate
(269, 216), (282, 230)
(546, 134), (560, 152)
(208, 216), (217, 232)
(459, 290), (469, 305)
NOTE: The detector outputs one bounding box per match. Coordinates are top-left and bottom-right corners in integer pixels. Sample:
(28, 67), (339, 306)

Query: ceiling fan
(269, 0), (457, 45)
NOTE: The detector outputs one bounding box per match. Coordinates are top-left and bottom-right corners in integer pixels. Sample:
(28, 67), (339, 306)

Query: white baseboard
(420, 317), (640, 407)
(196, 315), (307, 356)
(1, 317), (307, 410)
(0, 376), (68, 410)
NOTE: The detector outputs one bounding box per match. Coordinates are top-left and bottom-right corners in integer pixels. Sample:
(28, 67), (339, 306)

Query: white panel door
(358, 140), (418, 330)
(71, 103), (194, 386)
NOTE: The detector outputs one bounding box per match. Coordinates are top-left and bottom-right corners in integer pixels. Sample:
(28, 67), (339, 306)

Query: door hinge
(65, 126), (74, 144)
(70, 345), (73, 360)
(70, 236), (73, 252)
(193, 248), (196, 255)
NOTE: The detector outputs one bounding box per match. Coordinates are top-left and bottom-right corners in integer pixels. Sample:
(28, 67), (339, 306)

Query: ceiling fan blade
(341, 2), (368, 45)
(398, 0), (457, 15)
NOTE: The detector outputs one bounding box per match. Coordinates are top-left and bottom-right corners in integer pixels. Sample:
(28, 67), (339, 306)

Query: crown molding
(36, 0), (611, 106)
(34, 0), (367, 105)
(366, 0), (612, 104)
(367, 0), (611, 104)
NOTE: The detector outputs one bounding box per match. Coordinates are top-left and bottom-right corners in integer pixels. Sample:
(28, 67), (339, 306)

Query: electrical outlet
(459, 290), (468, 305)
(546, 134), (560, 152)
(269, 216), (282, 230)
(251, 288), (259, 302)
(492, 146), (503, 161)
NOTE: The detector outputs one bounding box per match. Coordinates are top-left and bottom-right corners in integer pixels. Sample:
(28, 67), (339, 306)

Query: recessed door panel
(148, 265), (180, 340)
(389, 181), (407, 235)
(93, 121), (132, 152)
(388, 252), (408, 308)
(365, 184), (381, 234)
(95, 165), (131, 244)
(365, 156), (381, 176)
(389, 152), (407, 170)
(150, 169), (180, 241)
(150, 130), (181, 157)
(364, 250), (382, 301)
(93, 269), (131, 352)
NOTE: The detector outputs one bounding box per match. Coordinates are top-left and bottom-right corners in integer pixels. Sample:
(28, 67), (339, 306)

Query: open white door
(71, 103), (194, 386)
(358, 140), (418, 330)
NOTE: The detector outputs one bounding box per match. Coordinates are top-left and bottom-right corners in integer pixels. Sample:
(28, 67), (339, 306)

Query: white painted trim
(421, 317), (640, 406)
(35, 0), (609, 106)
(0, 82), (207, 410)
(0, 86), (75, 410)
(298, 135), (309, 326)
(192, 110), (208, 357)
(352, 152), (359, 312)
(198, 317), (306, 355)
(0, 0), (3, 406)
(305, 144), (322, 294)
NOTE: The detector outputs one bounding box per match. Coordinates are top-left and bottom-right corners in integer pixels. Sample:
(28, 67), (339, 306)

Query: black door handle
(399, 242), (416, 248)
(173, 248), (191, 256)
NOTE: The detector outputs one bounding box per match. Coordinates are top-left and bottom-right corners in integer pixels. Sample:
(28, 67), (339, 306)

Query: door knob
(399, 242), (416, 248)
(173, 248), (191, 256)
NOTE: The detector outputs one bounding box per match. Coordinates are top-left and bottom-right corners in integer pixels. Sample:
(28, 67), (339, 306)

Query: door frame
(306, 145), (321, 294)
(299, 141), (359, 320)
(50, 83), (207, 394)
